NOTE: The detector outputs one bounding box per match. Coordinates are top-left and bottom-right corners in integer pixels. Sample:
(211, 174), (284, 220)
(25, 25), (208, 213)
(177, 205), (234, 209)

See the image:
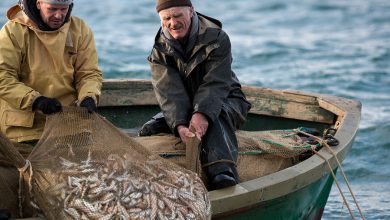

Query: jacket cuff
(193, 103), (219, 122)
(24, 91), (42, 111)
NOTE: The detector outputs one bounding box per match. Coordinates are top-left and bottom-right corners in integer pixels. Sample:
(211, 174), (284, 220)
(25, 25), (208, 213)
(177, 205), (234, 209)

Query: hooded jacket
(0, 4), (102, 142)
(148, 13), (251, 132)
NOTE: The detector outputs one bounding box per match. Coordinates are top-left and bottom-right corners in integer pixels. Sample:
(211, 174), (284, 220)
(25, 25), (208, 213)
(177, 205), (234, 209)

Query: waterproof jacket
(148, 13), (250, 132)
(0, 5), (102, 142)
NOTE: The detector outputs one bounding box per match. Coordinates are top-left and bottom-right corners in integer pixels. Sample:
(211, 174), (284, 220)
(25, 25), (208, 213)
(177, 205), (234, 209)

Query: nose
(169, 18), (179, 28)
(53, 10), (64, 19)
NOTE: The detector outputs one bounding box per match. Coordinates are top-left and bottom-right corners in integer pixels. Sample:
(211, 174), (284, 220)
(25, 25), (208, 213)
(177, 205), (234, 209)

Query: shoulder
(197, 13), (222, 29)
(68, 16), (93, 33)
(1, 19), (29, 41)
(197, 13), (229, 38)
(197, 13), (230, 45)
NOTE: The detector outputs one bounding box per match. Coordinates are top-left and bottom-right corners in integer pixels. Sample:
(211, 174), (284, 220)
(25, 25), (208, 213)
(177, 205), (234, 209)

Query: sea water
(1, 0), (389, 219)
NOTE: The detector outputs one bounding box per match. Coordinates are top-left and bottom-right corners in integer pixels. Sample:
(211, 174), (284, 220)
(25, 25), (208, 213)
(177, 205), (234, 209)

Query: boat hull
(213, 173), (335, 219)
(12, 79), (361, 219)
(98, 79), (361, 219)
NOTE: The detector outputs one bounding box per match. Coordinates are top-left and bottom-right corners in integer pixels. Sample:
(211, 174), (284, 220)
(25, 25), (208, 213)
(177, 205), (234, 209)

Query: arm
(193, 31), (237, 122)
(0, 22), (40, 110)
(73, 23), (102, 105)
(148, 48), (192, 131)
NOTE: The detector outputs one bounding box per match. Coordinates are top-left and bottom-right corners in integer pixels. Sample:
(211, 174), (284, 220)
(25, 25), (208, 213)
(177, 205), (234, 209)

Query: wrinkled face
(36, 1), (69, 29)
(159, 6), (194, 42)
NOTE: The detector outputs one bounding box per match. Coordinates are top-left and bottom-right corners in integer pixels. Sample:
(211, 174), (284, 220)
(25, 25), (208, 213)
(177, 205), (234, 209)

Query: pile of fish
(45, 152), (211, 220)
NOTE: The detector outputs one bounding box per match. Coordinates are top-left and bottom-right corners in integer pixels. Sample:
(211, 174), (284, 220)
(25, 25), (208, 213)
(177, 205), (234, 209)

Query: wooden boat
(98, 79), (361, 219)
(20, 78), (361, 220)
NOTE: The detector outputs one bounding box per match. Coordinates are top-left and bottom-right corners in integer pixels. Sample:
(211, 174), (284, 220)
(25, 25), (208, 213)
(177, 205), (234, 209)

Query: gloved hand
(79, 97), (97, 113)
(32, 96), (62, 114)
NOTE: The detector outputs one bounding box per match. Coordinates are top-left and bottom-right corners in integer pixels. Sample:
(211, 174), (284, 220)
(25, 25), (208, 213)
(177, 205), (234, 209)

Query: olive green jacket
(0, 5), (102, 142)
(148, 13), (250, 132)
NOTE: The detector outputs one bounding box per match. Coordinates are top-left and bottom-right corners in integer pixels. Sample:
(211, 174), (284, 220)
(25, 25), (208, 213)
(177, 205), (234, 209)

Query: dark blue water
(1, 0), (389, 219)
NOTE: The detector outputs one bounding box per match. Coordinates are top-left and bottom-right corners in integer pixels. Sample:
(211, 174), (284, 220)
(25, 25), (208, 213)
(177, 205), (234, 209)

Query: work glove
(32, 96), (62, 114)
(79, 97), (97, 113)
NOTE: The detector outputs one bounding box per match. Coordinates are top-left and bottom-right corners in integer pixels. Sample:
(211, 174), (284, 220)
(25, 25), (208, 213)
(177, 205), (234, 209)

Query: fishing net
(236, 129), (316, 158)
(0, 107), (211, 220)
(0, 137), (36, 218)
(0, 154), (20, 218)
(135, 128), (318, 182)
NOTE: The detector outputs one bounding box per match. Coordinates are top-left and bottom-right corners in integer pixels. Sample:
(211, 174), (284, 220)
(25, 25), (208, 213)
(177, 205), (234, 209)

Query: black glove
(32, 96), (62, 114)
(80, 97), (97, 113)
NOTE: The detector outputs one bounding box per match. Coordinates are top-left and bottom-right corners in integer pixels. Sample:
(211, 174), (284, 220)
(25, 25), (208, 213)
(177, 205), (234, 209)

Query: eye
(173, 14), (182, 19)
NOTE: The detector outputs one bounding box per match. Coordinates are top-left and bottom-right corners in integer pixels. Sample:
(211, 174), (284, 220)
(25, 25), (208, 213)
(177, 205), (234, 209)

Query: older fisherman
(140, 0), (251, 190)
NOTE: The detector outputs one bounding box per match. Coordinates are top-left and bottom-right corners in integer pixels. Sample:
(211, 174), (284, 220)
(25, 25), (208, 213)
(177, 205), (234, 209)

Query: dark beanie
(156, 0), (192, 12)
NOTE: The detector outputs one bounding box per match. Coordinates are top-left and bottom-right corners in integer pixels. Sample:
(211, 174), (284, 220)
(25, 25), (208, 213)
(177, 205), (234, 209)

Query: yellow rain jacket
(0, 5), (103, 142)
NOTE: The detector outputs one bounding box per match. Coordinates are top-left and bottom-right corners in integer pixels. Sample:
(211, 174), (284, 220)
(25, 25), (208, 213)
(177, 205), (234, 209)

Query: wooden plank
(242, 86), (319, 105)
(243, 86), (334, 124)
(99, 79), (334, 124)
(246, 95), (334, 124)
(100, 79), (157, 106)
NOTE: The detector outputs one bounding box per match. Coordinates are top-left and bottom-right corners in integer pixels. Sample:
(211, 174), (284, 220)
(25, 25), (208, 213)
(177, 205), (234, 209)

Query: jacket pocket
(3, 109), (34, 127)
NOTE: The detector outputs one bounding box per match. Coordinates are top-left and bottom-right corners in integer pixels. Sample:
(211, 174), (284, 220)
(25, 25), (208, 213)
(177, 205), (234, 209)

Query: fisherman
(140, 0), (251, 190)
(0, 0), (102, 217)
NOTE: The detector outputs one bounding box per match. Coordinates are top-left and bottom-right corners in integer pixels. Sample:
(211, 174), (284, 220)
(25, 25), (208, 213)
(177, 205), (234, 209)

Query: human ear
(36, 0), (41, 10)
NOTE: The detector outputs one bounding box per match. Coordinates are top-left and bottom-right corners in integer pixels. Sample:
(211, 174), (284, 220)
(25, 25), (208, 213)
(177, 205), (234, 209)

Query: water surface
(1, 0), (389, 219)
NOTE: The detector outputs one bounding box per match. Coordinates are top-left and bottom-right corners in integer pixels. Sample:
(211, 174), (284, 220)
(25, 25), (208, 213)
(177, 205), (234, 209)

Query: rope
(17, 160), (33, 218)
(322, 142), (365, 219)
(294, 129), (365, 220)
(311, 146), (355, 219)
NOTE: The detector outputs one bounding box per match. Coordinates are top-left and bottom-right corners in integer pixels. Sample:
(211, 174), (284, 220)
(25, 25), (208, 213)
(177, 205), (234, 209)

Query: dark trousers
(201, 97), (250, 181)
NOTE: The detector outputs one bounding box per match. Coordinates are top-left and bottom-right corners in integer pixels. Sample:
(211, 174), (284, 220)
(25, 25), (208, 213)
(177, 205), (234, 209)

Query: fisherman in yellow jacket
(0, 0), (102, 144)
(0, 0), (102, 217)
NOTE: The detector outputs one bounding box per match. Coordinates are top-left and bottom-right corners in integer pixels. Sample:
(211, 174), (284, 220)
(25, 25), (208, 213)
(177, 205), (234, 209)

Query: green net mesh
(134, 128), (319, 183)
(236, 129), (316, 157)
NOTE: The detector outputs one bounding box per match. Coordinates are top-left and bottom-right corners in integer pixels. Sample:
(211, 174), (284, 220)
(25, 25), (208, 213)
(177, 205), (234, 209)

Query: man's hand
(80, 97), (97, 113)
(189, 113), (209, 141)
(177, 125), (195, 144)
(32, 96), (62, 114)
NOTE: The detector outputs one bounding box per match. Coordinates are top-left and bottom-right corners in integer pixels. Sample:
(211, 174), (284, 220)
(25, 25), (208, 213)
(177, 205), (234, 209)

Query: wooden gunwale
(100, 79), (361, 216)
